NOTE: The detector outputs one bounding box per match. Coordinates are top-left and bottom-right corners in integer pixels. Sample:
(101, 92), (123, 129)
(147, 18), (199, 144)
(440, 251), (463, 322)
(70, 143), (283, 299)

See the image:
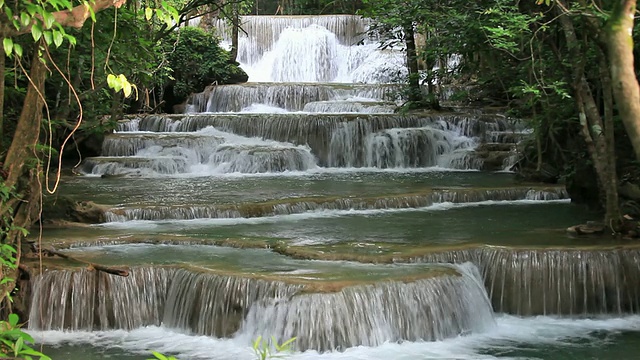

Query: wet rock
(71, 201), (107, 223)
(41, 196), (107, 224)
(567, 222), (606, 236)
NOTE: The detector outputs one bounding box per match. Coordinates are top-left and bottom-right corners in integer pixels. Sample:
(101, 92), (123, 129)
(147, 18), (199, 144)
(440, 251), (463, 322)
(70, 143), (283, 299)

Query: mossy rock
(42, 195), (107, 224)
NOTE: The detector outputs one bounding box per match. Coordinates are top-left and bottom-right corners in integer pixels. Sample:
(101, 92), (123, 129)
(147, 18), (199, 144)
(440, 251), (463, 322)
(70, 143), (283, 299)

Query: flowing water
(31, 15), (640, 359)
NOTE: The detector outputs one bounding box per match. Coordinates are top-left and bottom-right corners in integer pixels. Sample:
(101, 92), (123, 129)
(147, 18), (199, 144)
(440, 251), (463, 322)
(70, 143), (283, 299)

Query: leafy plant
(253, 336), (297, 360)
(148, 351), (178, 360)
(0, 314), (50, 360)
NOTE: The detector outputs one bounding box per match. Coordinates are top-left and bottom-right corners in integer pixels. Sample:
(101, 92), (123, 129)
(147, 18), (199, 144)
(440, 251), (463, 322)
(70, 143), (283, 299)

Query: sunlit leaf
(20, 12), (30, 27)
(53, 30), (63, 47)
(3, 37), (13, 56)
(13, 43), (22, 57)
(43, 11), (55, 29)
(145, 7), (153, 20)
(43, 30), (52, 45)
(31, 23), (42, 41)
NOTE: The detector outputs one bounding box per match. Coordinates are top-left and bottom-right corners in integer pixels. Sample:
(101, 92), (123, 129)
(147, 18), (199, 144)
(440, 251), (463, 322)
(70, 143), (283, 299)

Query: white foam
(31, 315), (640, 360)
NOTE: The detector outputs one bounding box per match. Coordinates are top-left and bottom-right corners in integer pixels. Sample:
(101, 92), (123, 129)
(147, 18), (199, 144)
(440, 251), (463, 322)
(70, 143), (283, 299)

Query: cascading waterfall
(184, 83), (401, 113)
(238, 263), (495, 351)
(29, 267), (300, 335)
(95, 113), (512, 174)
(213, 15), (369, 64)
(31, 12), (640, 360)
(79, 14), (525, 176)
(28, 264), (495, 352)
(104, 187), (569, 222)
(412, 247), (640, 315)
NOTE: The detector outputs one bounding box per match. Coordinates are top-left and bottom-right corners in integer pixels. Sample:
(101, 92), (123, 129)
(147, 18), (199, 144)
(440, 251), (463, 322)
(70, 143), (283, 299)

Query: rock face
(42, 196), (106, 224)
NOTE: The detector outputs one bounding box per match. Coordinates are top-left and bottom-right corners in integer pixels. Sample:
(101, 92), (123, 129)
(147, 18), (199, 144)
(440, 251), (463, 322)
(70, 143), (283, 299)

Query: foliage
(160, 26), (247, 109)
(252, 0), (362, 15)
(253, 336), (297, 360)
(0, 314), (51, 360)
(147, 337), (296, 360)
(148, 351), (178, 360)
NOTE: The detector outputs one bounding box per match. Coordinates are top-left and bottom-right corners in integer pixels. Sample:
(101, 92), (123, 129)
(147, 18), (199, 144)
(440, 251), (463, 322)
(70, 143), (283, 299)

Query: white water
(97, 199), (570, 229)
(33, 315), (640, 359)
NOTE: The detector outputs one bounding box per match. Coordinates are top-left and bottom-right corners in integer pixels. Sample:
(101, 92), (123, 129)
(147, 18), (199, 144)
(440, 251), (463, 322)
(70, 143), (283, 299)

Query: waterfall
(213, 15), (369, 65)
(211, 14), (404, 83)
(412, 247), (640, 315)
(238, 263), (495, 351)
(184, 83), (401, 113)
(104, 187), (569, 222)
(90, 13), (526, 176)
(29, 267), (299, 335)
(28, 264), (494, 351)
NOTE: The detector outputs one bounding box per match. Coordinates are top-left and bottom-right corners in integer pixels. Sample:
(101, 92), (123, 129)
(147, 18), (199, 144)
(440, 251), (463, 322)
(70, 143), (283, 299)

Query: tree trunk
(556, 2), (622, 228)
(0, 44), (5, 153)
(0, 50), (48, 313)
(231, 2), (239, 62)
(403, 22), (421, 104)
(607, 0), (640, 164)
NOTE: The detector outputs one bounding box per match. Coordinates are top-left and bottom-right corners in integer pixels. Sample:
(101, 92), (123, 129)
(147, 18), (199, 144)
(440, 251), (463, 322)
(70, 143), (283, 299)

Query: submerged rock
(567, 222), (606, 236)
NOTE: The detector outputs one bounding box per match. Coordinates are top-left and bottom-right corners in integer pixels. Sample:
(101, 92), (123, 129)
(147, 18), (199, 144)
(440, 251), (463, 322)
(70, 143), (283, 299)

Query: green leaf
(66, 34), (76, 46)
(53, 30), (63, 47)
(43, 11), (55, 29)
(25, 4), (36, 16)
(14, 336), (24, 357)
(8, 313), (19, 327)
(278, 337), (296, 350)
(122, 81), (132, 98)
(145, 7), (153, 21)
(31, 23), (42, 41)
(13, 43), (22, 57)
(3, 37), (13, 56)
(43, 30), (52, 45)
(150, 351), (168, 360)
(0, 0), (4, 9)
(20, 12), (30, 27)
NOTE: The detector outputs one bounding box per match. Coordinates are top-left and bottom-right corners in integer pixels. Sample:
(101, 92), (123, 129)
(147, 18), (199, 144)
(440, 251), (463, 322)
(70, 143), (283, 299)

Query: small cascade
(29, 267), (172, 331)
(206, 144), (317, 173)
(83, 127), (318, 176)
(213, 15), (369, 65)
(106, 113), (511, 171)
(29, 264), (494, 352)
(81, 156), (190, 176)
(185, 83), (400, 113)
(238, 263), (495, 351)
(104, 187), (568, 222)
(211, 15), (402, 83)
(302, 100), (396, 113)
(412, 247), (640, 315)
(29, 267), (300, 336)
(101, 133), (224, 157)
(269, 25), (340, 82)
(361, 127), (475, 168)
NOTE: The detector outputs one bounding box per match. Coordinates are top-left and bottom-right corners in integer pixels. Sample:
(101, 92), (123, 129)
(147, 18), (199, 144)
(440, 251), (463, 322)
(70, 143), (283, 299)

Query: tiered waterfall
(28, 14), (640, 360)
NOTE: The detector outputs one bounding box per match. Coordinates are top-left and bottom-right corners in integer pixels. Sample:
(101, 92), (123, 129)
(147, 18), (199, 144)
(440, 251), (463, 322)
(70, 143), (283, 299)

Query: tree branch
(4, 0), (127, 37)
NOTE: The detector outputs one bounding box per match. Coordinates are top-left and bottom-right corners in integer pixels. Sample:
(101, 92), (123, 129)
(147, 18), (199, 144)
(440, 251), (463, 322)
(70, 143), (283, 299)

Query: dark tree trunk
(403, 22), (421, 104)
(607, 0), (640, 163)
